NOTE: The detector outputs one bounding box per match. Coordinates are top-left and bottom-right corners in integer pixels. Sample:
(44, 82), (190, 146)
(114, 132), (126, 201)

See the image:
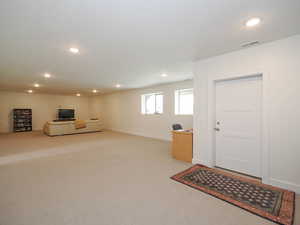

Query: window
(141, 93), (163, 114)
(175, 88), (193, 115)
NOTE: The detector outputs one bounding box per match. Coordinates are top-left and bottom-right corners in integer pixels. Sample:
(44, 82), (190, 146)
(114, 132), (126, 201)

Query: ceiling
(0, 0), (300, 95)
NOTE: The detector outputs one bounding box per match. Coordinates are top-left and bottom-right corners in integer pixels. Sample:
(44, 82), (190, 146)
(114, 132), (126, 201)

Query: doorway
(214, 75), (262, 177)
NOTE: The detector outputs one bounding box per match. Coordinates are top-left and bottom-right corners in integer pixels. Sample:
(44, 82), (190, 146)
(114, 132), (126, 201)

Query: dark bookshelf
(13, 109), (32, 132)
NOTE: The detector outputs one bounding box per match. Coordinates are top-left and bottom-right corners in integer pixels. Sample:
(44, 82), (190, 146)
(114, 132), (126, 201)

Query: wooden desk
(171, 130), (193, 163)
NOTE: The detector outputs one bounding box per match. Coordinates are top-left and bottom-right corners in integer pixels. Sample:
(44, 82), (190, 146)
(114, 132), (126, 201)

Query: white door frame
(207, 72), (270, 184)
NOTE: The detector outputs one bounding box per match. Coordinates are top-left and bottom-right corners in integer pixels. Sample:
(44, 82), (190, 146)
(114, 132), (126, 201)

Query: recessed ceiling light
(34, 83), (40, 88)
(44, 73), (51, 78)
(116, 84), (121, 88)
(92, 89), (98, 93)
(69, 47), (79, 54)
(27, 90), (33, 93)
(246, 18), (261, 27)
(161, 73), (168, 77)
(76, 93), (81, 97)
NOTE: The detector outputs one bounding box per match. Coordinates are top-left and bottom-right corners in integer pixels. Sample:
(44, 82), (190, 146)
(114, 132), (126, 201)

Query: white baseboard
(108, 128), (171, 142)
(192, 158), (201, 164)
(269, 178), (300, 194)
(192, 158), (214, 168)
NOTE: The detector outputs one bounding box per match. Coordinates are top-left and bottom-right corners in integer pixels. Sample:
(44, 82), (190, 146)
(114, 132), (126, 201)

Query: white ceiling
(0, 0), (300, 95)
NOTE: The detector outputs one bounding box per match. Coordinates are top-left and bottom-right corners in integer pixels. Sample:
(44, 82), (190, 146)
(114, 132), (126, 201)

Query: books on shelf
(13, 109), (32, 132)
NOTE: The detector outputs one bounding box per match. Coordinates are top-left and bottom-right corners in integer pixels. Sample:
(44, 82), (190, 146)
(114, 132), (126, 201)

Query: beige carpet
(0, 131), (298, 225)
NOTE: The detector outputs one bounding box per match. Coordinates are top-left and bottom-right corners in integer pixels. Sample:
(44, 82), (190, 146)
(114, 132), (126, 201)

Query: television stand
(53, 118), (76, 122)
(44, 120), (104, 136)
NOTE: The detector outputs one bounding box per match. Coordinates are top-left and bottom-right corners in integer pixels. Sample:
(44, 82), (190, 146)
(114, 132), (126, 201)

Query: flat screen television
(58, 109), (75, 120)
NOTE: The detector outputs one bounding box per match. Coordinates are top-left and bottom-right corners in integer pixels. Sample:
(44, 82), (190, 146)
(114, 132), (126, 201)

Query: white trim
(207, 72), (270, 185)
(269, 178), (300, 194)
(261, 73), (271, 184)
(192, 157), (202, 164)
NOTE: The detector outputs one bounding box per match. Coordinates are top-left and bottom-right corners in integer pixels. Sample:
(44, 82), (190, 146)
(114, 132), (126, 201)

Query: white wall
(194, 35), (300, 193)
(94, 80), (193, 141)
(0, 91), (91, 133)
(88, 96), (104, 120)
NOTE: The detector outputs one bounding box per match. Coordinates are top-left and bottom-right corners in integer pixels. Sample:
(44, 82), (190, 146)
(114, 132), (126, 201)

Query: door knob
(214, 128), (220, 131)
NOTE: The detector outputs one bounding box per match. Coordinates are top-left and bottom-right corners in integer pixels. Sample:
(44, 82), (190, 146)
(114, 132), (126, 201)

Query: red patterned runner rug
(171, 164), (295, 225)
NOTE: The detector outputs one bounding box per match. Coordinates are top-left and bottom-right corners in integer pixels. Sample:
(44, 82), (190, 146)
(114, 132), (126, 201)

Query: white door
(215, 76), (262, 177)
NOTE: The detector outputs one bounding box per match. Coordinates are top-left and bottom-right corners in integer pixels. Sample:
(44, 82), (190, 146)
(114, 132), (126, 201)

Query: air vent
(241, 41), (260, 48)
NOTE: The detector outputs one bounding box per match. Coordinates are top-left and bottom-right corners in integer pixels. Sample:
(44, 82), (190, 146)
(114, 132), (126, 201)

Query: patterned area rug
(171, 165), (295, 225)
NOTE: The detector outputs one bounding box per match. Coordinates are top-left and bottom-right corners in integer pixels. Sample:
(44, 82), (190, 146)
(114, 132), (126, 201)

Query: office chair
(172, 124), (183, 130)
